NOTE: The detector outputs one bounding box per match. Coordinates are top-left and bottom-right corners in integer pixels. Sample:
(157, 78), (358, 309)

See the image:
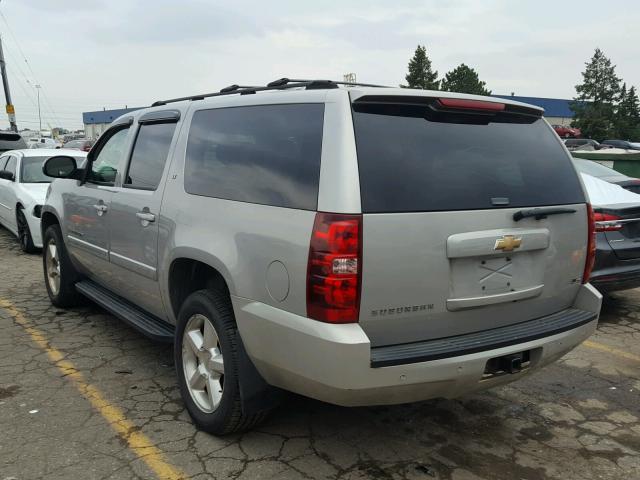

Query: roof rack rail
(151, 77), (388, 107)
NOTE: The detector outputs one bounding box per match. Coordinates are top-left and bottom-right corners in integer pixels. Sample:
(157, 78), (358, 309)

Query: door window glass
(125, 122), (176, 190)
(4, 156), (16, 177)
(88, 128), (129, 185)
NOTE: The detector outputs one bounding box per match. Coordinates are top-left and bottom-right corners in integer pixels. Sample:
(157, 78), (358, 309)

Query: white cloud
(1, 0), (638, 130)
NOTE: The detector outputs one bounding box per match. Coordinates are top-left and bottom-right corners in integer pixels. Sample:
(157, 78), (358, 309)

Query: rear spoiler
(352, 95), (543, 117)
(351, 95), (543, 124)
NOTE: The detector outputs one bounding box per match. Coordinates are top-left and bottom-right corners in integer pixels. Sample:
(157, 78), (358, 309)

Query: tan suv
(41, 79), (602, 435)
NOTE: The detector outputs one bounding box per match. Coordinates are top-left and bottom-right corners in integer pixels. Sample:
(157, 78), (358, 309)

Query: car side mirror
(0, 170), (14, 181)
(43, 155), (81, 179)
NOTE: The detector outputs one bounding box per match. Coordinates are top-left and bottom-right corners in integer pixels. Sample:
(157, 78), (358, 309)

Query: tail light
(307, 212), (362, 323)
(594, 212), (623, 232)
(583, 204), (596, 284)
(82, 144), (91, 152)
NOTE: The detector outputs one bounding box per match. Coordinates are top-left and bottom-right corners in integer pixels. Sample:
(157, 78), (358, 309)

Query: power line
(0, 7), (62, 125)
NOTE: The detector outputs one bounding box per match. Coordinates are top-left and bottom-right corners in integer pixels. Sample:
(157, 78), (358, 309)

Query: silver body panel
(42, 87), (602, 406)
(359, 206), (588, 346)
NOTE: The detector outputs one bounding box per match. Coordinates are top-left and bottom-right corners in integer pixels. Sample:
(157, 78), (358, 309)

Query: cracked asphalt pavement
(1, 226), (639, 480)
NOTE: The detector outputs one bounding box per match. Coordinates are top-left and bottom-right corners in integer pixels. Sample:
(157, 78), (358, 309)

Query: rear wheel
(175, 289), (269, 435)
(43, 224), (81, 307)
(16, 208), (37, 253)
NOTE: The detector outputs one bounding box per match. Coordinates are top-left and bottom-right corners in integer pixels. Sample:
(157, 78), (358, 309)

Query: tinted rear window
(185, 104), (324, 210)
(352, 103), (585, 213)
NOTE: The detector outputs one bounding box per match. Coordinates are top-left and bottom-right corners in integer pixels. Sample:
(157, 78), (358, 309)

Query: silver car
(41, 79), (602, 435)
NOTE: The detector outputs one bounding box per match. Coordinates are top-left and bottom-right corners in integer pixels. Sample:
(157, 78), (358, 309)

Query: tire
(175, 289), (269, 435)
(16, 208), (37, 254)
(42, 224), (81, 307)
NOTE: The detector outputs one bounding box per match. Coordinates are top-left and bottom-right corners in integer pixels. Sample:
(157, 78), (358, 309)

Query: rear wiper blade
(513, 207), (577, 222)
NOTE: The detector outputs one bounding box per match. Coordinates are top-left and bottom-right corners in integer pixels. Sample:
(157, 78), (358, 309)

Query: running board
(75, 280), (174, 342)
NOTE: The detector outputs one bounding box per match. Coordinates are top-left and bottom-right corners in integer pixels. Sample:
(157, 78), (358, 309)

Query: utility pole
(35, 84), (42, 133)
(0, 35), (17, 132)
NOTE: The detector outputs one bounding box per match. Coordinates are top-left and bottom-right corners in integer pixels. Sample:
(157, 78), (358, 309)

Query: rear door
(351, 95), (589, 347)
(0, 155), (18, 230)
(107, 111), (179, 318)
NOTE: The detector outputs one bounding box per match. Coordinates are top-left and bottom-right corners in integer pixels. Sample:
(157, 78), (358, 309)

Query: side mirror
(0, 170), (14, 181)
(43, 155), (81, 179)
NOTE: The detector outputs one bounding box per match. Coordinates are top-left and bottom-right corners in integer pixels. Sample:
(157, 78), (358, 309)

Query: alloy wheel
(182, 314), (225, 413)
(45, 240), (61, 295)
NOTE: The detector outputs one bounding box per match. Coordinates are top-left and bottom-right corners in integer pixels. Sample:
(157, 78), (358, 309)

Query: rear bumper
(232, 284), (601, 406)
(592, 235), (640, 292)
(591, 267), (640, 292)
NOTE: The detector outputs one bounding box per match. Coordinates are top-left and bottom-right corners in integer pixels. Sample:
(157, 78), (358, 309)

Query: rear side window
(185, 104), (324, 210)
(352, 102), (585, 213)
(125, 122), (176, 190)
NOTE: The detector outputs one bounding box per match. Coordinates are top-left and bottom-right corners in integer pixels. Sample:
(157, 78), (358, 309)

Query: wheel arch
(167, 256), (235, 320)
(40, 211), (60, 237)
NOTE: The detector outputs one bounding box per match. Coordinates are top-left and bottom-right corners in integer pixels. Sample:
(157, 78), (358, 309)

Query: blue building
(82, 107), (143, 138)
(493, 95), (574, 125)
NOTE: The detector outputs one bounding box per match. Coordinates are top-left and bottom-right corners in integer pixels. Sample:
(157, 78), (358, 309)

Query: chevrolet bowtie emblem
(494, 235), (522, 252)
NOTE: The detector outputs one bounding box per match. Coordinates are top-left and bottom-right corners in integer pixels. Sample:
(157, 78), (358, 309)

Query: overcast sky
(0, 0), (638, 130)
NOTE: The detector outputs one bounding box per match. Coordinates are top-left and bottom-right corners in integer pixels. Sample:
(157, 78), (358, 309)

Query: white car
(0, 149), (87, 252)
(28, 137), (60, 149)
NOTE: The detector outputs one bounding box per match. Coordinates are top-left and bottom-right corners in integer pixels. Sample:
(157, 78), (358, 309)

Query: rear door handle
(136, 211), (156, 223)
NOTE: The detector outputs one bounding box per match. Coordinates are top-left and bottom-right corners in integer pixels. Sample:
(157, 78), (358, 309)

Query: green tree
(440, 63), (491, 95)
(614, 84), (640, 140)
(401, 45), (439, 90)
(571, 48), (621, 140)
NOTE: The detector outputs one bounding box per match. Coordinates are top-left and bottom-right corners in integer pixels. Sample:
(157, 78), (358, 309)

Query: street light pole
(35, 84), (42, 134)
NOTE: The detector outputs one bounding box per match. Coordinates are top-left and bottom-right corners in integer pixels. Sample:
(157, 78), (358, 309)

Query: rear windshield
(352, 102), (585, 213)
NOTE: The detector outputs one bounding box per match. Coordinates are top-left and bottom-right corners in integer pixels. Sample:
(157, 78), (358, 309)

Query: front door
(107, 118), (179, 318)
(65, 125), (132, 283)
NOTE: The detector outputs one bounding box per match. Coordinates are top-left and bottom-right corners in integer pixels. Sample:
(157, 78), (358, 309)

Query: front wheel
(175, 289), (269, 435)
(43, 224), (81, 307)
(16, 208), (37, 253)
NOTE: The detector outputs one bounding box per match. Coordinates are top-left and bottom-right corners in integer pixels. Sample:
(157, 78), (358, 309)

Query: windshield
(572, 159), (622, 178)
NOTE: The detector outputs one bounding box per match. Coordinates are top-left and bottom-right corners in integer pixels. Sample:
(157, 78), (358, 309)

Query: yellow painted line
(0, 299), (186, 480)
(583, 339), (640, 363)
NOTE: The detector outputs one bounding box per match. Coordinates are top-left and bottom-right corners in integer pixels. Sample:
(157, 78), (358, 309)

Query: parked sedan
(573, 158), (640, 194)
(581, 173), (640, 292)
(601, 140), (640, 151)
(0, 131), (27, 153)
(564, 138), (612, 151)
(28, 137), (59, 149)
(552, 124), (581, 138)
(63, 138), (94, 152)
(0, 149), (87, 252)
